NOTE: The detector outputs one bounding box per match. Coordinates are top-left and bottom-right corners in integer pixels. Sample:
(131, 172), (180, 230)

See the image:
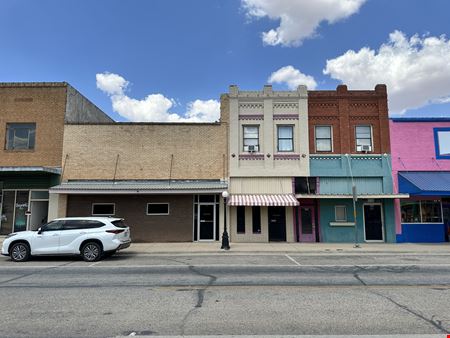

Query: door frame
(298, 205), (316, 242)
(268, 206), (287, 242)
(197, 202), (216, 242)
(363, 202), (385, 242)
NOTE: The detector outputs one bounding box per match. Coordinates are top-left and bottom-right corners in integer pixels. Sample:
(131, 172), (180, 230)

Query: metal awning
(399, 171), (450, 196)
(50, 180), (227, 194)
(0, 166), (61, 175)
(295, 194), (409, 199)
(228, 194), (299, 206)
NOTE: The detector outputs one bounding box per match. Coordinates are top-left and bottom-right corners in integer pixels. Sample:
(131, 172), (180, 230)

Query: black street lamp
(221, 190), (230, 250)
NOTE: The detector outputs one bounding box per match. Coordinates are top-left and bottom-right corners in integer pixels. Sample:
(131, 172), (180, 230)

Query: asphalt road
(1, 252), (450, 338)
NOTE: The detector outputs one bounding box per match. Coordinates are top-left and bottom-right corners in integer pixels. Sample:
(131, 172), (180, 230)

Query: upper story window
(5, 123), (36, 150)
(277, 125), (294, 152)
(243, 125), (259, 152)
(355, 125), (372, 152)
(315, 126), (332, 152)
(434, 128), (450, 159)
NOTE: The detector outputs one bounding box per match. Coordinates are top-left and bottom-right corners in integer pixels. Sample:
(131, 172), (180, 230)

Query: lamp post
(221, 191), (230, 250)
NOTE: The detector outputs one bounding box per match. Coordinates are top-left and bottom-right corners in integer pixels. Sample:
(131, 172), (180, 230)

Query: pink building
(390, 118), (450, 242)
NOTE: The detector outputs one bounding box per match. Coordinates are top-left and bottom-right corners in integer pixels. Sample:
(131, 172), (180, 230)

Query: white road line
(89, 261), (102, 267)
(285, 254), (301, 266)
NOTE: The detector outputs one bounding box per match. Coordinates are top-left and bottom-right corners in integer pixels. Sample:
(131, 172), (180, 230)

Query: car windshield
(111, 220), (128, 228)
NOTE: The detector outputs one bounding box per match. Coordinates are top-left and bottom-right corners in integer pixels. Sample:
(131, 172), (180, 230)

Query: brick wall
(0, 83), (67, 167)
(308, 84), (390, 154)
(62, 122), (228, 180)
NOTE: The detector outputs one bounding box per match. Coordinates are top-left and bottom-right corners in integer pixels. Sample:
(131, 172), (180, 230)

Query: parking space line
(89, 261), (103, 267)
(285, 254), (301, 266)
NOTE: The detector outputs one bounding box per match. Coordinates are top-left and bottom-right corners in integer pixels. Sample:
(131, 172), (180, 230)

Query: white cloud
(96, 73), (129, 96)
(96, 72), (220, 122)
(242, 0), (366, 46)
(323, 31), (450, 114)
(268, 65), (317, 89)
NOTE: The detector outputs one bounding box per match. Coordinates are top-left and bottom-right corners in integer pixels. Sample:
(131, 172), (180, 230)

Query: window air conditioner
(244, 145), (258, 153)
(360, 145), (372, 153)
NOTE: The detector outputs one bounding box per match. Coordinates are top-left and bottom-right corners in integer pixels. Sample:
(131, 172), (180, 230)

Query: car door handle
(52, 233), (59, 237)
(79, 232), (87, 235)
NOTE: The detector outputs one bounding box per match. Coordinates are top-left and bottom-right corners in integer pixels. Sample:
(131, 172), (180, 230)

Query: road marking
(89, 261), (102, 267)
(285, 254), (301, 266)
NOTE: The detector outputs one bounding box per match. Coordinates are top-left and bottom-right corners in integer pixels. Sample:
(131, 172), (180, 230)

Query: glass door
(299, 206), (316, 242)
(14, 191), (29, 232)
(0, 191), (15, 235)
(198, 204), (215, 241)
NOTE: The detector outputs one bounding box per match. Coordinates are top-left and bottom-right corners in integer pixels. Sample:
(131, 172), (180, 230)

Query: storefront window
(421, 200), (443, 223)
(401, 201), (421, 223)
(401, 200), (442, 223)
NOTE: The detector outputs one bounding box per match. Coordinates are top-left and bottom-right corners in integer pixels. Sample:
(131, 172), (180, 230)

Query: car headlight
(6, 233), (17, 239)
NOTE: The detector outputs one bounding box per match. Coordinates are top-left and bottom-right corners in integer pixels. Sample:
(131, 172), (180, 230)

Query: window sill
(4, 149), (35, 153)
(330, 222), (355, 227)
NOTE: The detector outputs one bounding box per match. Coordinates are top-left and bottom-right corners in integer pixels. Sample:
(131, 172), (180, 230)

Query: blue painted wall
(396, 223), (446, 243)
(319, 199), (396, 243)
(310, 155), (393, 195)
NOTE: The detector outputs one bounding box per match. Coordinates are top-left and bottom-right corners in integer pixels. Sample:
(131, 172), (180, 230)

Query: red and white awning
(228, 194), (299, 206)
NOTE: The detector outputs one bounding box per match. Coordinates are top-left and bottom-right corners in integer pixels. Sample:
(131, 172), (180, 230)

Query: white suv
(1, 217), (131, 262)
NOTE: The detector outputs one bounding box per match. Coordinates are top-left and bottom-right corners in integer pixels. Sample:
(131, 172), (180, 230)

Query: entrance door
(268, 206), (286, 241)
(443, 201), (450, 242)
(299, 206), (316, 242)
(29, 201), (49, 231)
(363, 203), (384, 242)
(198, 204), (215, 241)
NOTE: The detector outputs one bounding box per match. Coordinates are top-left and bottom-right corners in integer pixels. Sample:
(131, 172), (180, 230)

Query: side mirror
(37, 227), (43, 234)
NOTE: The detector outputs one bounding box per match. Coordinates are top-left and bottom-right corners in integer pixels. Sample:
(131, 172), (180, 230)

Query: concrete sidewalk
(1, 235), (449, 254)
(124, 242), (450, 254)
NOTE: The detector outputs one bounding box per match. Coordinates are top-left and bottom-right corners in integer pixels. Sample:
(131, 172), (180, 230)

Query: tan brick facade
(62, 122), (228, 181)
(308, 84), (390, 154)
(0, 83), (67, 168)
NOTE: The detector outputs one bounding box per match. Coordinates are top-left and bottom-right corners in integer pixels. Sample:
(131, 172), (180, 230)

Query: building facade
(226, 85), (309, 242)
(390, 118), (450, 242)
(49, 104), (229, 242)
(304, 85), (402, 243)
(0, 83), (112, 235)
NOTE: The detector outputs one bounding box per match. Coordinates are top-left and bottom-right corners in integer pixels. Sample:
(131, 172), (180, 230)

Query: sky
(1, 0), (450, 122)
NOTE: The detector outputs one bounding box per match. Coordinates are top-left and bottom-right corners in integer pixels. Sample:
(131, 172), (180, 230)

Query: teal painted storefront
(309, 155), (397, 243)
(0, 170), (60, 234)
(318, 198), (396, 243)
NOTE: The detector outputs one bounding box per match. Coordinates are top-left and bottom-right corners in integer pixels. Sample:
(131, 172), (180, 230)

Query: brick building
(49, 101), (229, 242)
(303, 85), (406, 243)
(0, 83), (112, 235)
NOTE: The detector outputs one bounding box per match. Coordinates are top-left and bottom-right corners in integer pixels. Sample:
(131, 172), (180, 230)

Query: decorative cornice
(239, 114), (264, 120)
(238, 153), (265, 160)
(349, 115), (379, 120)
(350, 102), (378, 108)
(273, 102), (298, 109)
(273, 114), (299, 120)
(274, 154), (301, 160)
(309, 102), (338, 108)
(239, 103), (263, 109)
(309, 116), (339, 121)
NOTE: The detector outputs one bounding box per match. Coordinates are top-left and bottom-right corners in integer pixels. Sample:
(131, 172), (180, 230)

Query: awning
(0, 166), (61, 175)
(295, 193), (409, 199)
(399, 171), (450, 196)
(49, 180), (227, 194)
(228, 194), (299, 206)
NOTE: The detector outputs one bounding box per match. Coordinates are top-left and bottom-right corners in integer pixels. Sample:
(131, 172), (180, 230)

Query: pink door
(299, 206), (316, 242)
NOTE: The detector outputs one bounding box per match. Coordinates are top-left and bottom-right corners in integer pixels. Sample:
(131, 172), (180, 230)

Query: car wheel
(10, 242), (30, 262)
(81, 242), (102, 262)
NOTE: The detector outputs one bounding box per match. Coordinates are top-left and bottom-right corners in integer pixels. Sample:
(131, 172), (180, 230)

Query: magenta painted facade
(390, 119), (450, 241)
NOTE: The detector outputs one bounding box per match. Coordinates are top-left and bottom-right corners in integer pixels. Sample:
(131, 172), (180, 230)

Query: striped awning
(228, 194), (299, 206)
